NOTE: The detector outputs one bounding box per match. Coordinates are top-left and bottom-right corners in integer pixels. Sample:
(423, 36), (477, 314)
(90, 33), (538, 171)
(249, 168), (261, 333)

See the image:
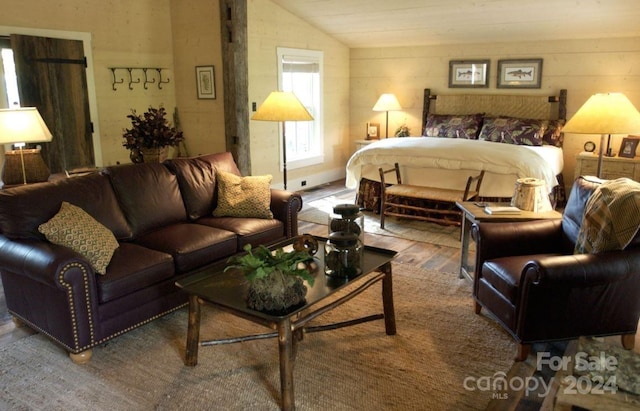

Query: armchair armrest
(473, 218), (565, 264)
(270, 188), (303, 238)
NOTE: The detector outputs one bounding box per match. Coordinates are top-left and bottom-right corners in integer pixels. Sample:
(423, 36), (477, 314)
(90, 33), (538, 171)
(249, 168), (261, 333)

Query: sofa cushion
(562, 176), (604, 245)
(96, 242), (175, 303)
(38, 202), (119, 274)
(212, 171), (273, 219)
(164, 157), (216, 220)
(196, 216), (285, 249)
(104, 163), (186, 237)
(0, 172), (132, 241)
(135, 223), (238, 273)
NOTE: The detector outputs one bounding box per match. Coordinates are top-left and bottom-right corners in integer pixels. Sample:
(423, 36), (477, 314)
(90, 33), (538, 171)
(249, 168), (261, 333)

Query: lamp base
(2, 148), (50, 186)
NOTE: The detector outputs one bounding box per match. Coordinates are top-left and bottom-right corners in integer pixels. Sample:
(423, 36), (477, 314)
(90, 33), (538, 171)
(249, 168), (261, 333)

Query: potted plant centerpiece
(122, 106), (184, 163)
(225, 243), (316, 313)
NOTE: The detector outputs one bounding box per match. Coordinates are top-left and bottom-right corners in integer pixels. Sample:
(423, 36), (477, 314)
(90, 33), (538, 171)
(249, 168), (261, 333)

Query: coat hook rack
(156, 68), (170, 89)
(142, 68), (155, 89)
(110, 68), (124, 91)
(108, 67), (170, 91)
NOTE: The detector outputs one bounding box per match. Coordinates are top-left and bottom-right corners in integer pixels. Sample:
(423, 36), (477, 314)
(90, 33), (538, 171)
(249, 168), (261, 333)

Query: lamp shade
(0, 107), (53, 144)
(251, 91), (313, 122)
(563, 93), (640, 134)
(372, 93), (402, 112)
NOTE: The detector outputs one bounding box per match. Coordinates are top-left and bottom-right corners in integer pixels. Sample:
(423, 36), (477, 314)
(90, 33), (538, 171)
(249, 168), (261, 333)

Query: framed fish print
(448, 60), (490, 88)
(497, 59), (543, 89)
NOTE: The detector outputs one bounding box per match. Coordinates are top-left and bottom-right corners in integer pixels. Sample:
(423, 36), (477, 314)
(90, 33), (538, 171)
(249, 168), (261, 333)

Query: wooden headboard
(422, 88), (568, 129)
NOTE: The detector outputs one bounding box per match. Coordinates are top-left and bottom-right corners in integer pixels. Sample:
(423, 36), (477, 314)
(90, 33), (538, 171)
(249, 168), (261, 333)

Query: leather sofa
(0, 152), (302, 363)
(472, 176), (640, 360)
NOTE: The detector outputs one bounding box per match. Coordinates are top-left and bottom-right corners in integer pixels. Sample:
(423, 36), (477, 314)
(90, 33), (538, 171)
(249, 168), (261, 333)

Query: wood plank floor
(0, 178), (637, 410)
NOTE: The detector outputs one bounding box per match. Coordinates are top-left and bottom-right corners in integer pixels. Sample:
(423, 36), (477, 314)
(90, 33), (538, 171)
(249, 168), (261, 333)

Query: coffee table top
(456, 201), (562, 222)
(175, 236), (396, 321)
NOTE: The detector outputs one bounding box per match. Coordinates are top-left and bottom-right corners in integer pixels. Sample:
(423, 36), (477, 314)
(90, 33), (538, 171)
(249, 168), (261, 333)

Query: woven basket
(140, 147), (168, 163)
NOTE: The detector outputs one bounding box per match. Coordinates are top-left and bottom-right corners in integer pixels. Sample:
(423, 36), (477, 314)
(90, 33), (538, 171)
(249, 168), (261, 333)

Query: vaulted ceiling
(270, 0), (640, 48)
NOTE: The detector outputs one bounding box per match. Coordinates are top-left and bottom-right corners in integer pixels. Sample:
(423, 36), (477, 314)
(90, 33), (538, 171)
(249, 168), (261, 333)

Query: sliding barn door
(11, 34), (94, 173)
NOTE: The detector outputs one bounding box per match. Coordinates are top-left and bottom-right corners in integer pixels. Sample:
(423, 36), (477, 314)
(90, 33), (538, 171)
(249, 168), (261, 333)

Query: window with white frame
(277, 47), (323, 168)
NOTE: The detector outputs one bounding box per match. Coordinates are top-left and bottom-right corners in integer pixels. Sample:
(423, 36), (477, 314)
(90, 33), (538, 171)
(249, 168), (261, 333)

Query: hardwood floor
(0, 179), (637, 410)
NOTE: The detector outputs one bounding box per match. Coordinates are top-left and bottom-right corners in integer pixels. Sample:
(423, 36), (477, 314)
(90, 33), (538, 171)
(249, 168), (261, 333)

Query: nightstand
(574, 152), (640, 181)
(354, 139), (375, 151)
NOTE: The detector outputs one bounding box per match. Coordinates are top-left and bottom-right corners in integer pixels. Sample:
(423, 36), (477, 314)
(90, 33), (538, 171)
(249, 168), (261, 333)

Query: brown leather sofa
(472, 176), (640, 360)
(0, 152), (302, 363)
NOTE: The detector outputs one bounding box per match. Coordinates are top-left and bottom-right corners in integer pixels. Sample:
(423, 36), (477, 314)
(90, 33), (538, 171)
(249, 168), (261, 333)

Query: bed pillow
(542, 119), (564, 147)
(38, 201), (119, 274)
(479, 117), (545, 146)
(423, 113), (483, 139)
(212, 170), (273, 219)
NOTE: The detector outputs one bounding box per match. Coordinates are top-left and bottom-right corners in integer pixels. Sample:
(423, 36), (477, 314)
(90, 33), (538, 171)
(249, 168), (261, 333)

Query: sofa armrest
(270, 188), (303, 238)
(0, 235), (94, 287)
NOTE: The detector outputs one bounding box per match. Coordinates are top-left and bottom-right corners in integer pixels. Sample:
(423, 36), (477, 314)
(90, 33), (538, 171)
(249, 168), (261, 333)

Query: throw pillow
(423, 113), (483, 139)
(212, 171), (273, 219)
(479, 117), (545, 146)
(38, 201), (119, 274)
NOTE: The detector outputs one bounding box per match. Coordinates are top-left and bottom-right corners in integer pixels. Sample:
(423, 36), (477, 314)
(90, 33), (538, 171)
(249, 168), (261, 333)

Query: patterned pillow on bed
(542, 119), (564, 147)
(479, 117), (546, 146)
(423, 113), (483, 139)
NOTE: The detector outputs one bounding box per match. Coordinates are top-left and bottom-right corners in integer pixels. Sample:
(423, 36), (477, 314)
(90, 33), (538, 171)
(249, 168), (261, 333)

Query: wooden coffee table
(456, 201), (563, 281)
(175, 236), (397, 411)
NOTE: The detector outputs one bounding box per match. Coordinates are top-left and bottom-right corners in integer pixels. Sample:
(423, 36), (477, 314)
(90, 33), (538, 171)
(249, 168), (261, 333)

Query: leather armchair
(472, 176), (640, 361)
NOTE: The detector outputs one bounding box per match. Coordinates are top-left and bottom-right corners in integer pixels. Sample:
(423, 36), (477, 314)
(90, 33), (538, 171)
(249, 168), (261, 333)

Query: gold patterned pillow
(212, 171), (273, 219)
(38, 202), (119, 274)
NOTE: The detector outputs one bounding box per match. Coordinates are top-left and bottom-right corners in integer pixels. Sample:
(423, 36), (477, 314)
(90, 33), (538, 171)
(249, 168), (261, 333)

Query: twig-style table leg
(185, 294), (201, 366)
(278, 318), (296, 411)
(381, 262), (396, 335)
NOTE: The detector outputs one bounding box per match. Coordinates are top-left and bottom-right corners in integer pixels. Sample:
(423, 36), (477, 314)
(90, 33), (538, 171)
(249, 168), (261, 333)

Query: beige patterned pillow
(212, 170), (273, 219)
(38, 202), (119, 274)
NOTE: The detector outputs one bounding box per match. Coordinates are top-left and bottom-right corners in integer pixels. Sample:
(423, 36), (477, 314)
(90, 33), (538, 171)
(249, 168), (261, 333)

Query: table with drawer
(574, 152), (640, 181)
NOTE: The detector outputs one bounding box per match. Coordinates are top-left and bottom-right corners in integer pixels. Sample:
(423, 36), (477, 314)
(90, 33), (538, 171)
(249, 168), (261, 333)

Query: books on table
(484, 206), (521, 215)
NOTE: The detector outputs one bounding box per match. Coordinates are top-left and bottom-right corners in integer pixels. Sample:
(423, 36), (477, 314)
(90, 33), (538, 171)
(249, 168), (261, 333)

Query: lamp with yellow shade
(0, 107), (53, 186)
(563, 92), (640, 178)
(251, 91), (313, 190)
(372, 93), (402, 138)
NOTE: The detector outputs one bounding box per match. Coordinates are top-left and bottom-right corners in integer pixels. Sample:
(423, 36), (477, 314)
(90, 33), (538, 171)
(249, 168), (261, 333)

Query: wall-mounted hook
(127, 68), (140, 90)
(110, 68), (124, 91)
(142, 68), (156, 90)
(157, 68), (170, 89)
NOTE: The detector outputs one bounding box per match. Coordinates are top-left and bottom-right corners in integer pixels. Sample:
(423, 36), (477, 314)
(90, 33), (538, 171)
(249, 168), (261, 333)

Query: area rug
(0, 263), (513, 410)
(299, 190), (463, 248)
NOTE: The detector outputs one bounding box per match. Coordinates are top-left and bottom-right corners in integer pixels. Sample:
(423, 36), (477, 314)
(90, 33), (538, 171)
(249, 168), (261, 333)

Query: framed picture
(195, 66), (216, 99)
(497, 59), (543, 89)
(366, 122), (380, 140)
(619, 137), (640, 158)
(448, 60), (490, 88)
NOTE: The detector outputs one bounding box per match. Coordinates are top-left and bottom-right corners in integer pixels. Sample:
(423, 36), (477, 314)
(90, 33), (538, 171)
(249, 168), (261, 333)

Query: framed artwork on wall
(619, 136), (640, 158)
(195, 66), (216, 99)
(448, 60), (490, 88)
(497, 59), (543, 89)
(366, 122), (380, 140)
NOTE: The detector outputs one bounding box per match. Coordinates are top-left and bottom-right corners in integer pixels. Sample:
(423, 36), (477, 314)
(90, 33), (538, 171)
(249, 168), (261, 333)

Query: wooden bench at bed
(379, 163), (484, 228)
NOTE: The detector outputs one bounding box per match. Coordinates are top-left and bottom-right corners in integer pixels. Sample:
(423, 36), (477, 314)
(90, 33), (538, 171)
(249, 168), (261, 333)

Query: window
(277, 47), (323, 169)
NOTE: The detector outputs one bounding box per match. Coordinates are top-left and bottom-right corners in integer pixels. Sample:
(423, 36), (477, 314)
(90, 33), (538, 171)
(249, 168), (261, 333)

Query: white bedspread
(346, 137), (561, 194)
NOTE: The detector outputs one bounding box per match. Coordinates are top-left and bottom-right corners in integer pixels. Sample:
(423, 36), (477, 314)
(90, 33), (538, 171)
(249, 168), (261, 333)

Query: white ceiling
(270, 0), (640, 48)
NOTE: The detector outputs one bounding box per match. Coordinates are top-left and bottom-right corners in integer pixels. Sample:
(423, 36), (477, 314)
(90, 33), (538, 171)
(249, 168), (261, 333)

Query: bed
(347, 88), (567, 210)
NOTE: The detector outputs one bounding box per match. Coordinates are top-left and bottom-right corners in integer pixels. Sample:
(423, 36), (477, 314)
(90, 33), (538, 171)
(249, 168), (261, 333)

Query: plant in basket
(122, 106), (184, 163)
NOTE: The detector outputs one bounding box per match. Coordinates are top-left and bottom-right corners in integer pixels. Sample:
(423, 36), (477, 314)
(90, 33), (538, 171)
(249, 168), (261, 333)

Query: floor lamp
(251, 91), (314, 190)
(563, 93), (640, 178)
(0, 107), (53, 186)
(372, 93), (402, 138)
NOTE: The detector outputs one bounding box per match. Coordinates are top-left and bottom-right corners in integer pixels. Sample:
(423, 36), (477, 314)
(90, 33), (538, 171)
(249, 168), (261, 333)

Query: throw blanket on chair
(575, 178), (640, 254)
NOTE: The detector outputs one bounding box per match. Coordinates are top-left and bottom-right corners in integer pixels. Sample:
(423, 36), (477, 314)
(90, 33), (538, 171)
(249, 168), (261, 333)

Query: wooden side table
(455, 202), (563, 281)
(574, 152), (640, 181)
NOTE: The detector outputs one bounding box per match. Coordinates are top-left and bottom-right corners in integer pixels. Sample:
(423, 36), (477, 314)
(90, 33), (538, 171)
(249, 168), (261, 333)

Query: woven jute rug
(298, 190), (463, 249)
(0, 263), (513, 410)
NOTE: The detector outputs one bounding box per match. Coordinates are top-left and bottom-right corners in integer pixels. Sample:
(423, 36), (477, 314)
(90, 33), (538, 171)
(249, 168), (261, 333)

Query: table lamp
(372, 93), (402, 138)
(0, 107), (53, 185)
(251, 91), (313, 190)
(563, 93), (640, 178)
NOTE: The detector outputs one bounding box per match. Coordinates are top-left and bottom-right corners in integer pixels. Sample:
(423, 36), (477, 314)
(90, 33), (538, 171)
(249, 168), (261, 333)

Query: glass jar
(324, 231), (362, 278)
(328, 203), (364, 247)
